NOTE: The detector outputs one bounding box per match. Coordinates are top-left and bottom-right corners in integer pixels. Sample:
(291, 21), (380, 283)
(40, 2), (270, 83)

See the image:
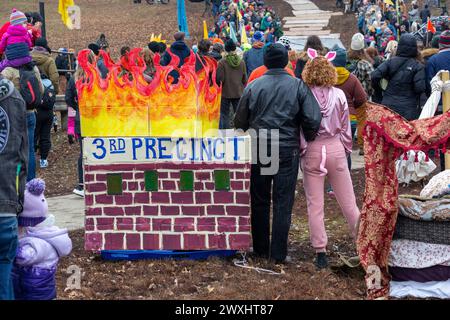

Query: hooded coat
(160, 40), (192, 83)
(0, 24), (33, 55)
(243, 42), (265, 76)
(216, 53), (247, 99)
(31, 47), (60, 93)
(371, 34), (426, 121)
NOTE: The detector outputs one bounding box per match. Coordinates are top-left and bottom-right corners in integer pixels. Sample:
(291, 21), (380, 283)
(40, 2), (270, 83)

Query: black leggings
(34, 109), (53, 160)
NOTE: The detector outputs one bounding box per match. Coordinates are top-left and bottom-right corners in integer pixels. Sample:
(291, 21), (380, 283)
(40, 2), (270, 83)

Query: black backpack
(19, 67), (42, 110)
(39, 74), (56, 111)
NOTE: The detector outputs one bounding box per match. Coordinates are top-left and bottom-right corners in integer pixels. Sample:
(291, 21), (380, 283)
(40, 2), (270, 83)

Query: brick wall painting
(83, 137), (252, 251)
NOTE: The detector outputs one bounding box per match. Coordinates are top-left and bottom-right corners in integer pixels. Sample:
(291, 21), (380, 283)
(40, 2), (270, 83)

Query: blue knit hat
(331, 45), (347, 68)
(252, 31), (264, 43)
(5, 42), (30, 61)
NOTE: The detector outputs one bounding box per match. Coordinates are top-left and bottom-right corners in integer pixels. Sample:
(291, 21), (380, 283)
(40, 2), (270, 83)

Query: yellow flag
(203, 20), (208, 40)
(58, 0), (75, 29)
(241, 25), (248, 45)
(383, 0), (394, 6)
(236, 7), (242, 21)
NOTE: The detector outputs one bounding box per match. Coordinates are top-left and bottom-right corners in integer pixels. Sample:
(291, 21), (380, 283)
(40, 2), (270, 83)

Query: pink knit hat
(10, 8), (27, 26)
(19, 179), (49, 227)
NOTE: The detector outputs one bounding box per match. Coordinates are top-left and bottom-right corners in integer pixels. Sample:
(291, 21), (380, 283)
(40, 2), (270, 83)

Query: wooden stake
(442, 71), (450, 169)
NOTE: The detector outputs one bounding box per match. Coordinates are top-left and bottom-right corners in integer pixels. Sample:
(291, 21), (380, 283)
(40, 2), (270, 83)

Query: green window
(107, 173), (123, 195)
(144, 171), (158, 191)
(180, 171), (194, 191)
(214, 170), (230, 191)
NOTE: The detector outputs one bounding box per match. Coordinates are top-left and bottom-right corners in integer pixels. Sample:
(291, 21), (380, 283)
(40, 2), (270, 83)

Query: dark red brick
(115, 193), (133, 205)
(143, 233), (160, 250)
(235, 192), (250, 204)
(126, 233), (141, 250)
(96, 218), (115, 231)
(218, 217), (237, 232)
(184, 234), (206, 250)
(104, 233), (124, 250)
(85, 207), (102, 216)
(134, 192), (150, 204)
(143, 205), (159, 216)
(171, 192), (194, 204)
(229, 234), (252, 250)
(125, 206), (142, 216)
(121, 172), (133, 180)
(170, 172), (180, 179)
(128, 182), (139, 191)
(230, 181), (244, 190)
(160, 206), (180, 216)
(84, 174), (95, 183)
(95, 194), (113, 205)
(85, 194), (94, 206)
(152, 218), (172, 231)
(197, 217), (216, 232)
(213, 191), (234, 204)
(85, 232), (102, 251)
(174, 218), (195, 232)
(208, 234), (227, 249)
(85, 218), (95, 231)
(162, 180), (177, 190)
(195, 171), (211, 180)
(116, 218), (134, 230)
(226, 205), (250, 216)
(235, 171), (250, 179)
(207, 205), (225, 215)
(135, 217), (151, 232)
(194, 182), (203, 190)
(162, 234), (181, 250)
(104, 207), (124, 216)
(134, 172), (144, 180)
(195, 192), (211, 204)
(151, 192), (170, 203)
(158, 172), (169, 179)
(96, 174), (107, 181)
(204, 182), (215, 190)
(182, 205), (205, 216)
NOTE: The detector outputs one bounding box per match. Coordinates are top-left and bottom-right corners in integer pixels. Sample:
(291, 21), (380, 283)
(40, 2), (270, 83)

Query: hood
(0, 77), (15, 101)
(310, 86), (337, 118)
(31, 48), (51, 65)
(225, 52), (242, 68)
(421, 48), (439, 59)
(397, 34), (418, 58)
(170, 40), (190, 52)
(6, 24), (27, 36)
(25, 223), (72, 257)
(336, 67), (350, 85)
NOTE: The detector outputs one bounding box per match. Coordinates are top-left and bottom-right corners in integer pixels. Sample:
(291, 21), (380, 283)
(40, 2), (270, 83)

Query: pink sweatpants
(301, 136), (360, 253)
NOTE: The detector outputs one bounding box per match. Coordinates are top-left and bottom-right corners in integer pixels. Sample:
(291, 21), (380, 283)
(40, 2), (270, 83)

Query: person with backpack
(371, 33), (427, 121)
(0, 75), (28, 300)
(1, 42), (43, 182)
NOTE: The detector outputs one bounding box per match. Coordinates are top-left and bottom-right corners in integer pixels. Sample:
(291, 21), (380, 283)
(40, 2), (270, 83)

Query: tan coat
(31, 49), (60, 93)
(1, 66), (44, 94)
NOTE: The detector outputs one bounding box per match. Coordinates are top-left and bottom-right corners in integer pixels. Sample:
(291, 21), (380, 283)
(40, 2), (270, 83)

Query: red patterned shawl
(357, 102), (450, 299)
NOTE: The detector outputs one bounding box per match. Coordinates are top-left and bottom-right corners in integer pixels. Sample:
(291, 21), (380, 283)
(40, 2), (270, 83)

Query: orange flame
(76, 48), (222, 137)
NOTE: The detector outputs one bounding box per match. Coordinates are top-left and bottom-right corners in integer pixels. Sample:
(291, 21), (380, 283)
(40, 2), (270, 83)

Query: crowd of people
(1, 0), (449, 300)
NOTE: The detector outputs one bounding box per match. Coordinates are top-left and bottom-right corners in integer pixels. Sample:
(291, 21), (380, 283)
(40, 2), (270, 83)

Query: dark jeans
(34, 109), (53, 160)
(0, 217), (18, 300)
(219, 98), (240, 129)
(78, 137), (84, 186)
(250, 147), (300, 261)
(26, 112), (36, 182)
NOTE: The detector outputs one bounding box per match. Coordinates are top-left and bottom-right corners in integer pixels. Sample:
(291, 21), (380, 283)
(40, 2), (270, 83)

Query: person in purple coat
(11, 179), (72, 300)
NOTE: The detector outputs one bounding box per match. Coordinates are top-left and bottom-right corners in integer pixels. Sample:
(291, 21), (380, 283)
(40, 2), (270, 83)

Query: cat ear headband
(307, 48), (337, 62)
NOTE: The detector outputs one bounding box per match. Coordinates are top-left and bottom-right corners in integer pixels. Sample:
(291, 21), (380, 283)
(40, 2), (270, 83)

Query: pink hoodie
(0, 24), (33, 54)
(301, 86), (353, 154)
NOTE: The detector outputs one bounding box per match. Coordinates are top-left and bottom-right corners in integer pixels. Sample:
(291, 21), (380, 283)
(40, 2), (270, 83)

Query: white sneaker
(73, 188), (84, 197)
(40, 159), (48, 168)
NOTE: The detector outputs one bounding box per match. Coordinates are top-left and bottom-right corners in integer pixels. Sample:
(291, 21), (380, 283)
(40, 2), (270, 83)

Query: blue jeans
(0, 217), (18, 300)
(27, 112), (36, 182)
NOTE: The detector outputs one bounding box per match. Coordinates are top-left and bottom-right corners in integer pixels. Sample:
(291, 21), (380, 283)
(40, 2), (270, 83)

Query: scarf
(336, 67), (350, 85)
(252, 41), (264, 49)
(225, 52), (241, 68)
(357, 103), (450, 300)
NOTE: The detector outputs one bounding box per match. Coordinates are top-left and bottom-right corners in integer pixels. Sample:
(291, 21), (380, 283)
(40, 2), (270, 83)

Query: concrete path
(47, 152), (365, 231)
(282, 0), (344, 49)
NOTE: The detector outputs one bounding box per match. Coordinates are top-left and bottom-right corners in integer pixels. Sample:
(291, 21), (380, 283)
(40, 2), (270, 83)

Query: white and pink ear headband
(307, 48), (336, 62)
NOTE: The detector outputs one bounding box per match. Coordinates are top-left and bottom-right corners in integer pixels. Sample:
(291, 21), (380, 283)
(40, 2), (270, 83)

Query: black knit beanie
(263, 43), (288, 69)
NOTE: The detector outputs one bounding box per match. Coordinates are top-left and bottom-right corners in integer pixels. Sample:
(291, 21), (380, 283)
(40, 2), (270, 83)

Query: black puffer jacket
(371, 34), (426, 121)
(234, 69), (322, 148)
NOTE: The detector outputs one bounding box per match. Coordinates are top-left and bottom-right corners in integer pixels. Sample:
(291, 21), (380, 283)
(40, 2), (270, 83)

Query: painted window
(145, 170), (158, 191)
(214, 170), (230, 191)
(107, 173), (123, 195)
(180, 171), (194, 191)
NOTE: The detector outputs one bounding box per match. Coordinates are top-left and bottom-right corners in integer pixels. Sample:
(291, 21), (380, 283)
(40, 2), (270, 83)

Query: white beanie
(351, 33), (365, 51)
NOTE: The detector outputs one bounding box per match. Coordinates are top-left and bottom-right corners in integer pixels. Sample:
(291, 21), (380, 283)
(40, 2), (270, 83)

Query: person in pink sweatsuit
(300, 49), (360, 269)
(0, 9), (33, 56)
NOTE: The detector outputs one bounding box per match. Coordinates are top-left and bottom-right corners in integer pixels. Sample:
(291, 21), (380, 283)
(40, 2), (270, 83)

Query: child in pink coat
(300, 49), (360, 269)
(0, 9), (33, 55)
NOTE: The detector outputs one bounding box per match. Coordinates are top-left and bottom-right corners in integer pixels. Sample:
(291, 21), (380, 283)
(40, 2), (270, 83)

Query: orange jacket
(247, 65), (295, 84)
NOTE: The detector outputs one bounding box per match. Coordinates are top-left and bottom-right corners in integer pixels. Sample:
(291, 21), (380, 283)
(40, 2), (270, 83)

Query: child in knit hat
(0, 9), (33, 55)
(11, 179), (72, 300)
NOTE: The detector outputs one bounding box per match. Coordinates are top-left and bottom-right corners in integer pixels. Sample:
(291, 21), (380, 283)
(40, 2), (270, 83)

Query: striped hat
(10, 8), (27, 26)
(439, 31), (450, 50)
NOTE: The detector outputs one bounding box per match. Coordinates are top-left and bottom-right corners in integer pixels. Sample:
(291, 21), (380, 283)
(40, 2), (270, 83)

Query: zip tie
(233, 252), (283, 275)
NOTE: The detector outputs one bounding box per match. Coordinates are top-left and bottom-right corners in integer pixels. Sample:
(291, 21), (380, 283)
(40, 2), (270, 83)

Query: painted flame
(76, 48), (221, 137)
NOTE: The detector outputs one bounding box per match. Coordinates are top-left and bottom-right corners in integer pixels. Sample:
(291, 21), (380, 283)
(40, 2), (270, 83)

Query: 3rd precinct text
(174, 304), (274, 318)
